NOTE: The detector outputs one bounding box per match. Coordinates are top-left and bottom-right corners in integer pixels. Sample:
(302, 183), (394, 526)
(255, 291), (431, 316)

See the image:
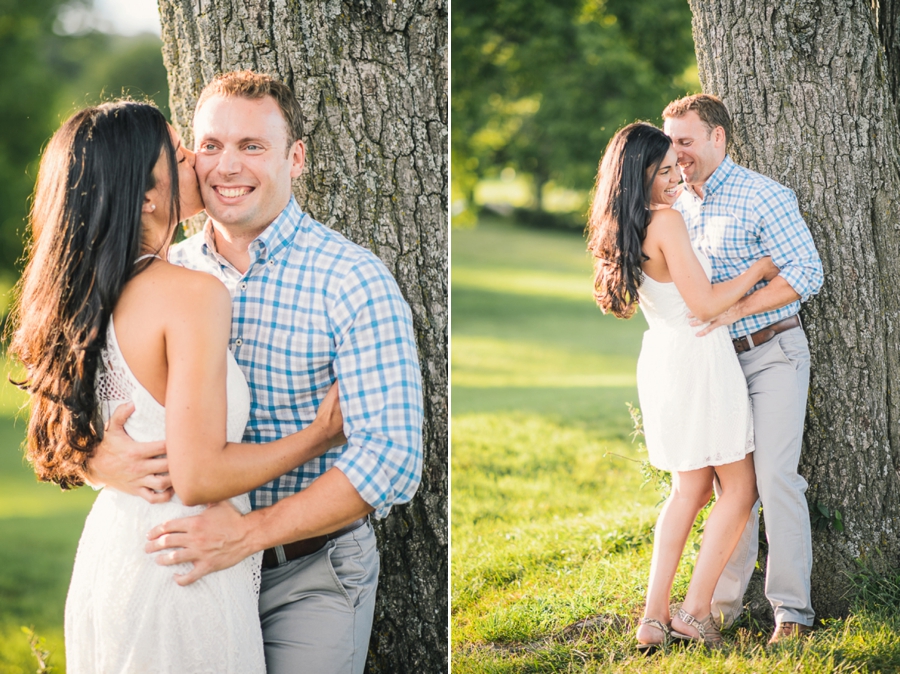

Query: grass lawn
(0, 358), (96, 674)
(450, 219), (900, 673)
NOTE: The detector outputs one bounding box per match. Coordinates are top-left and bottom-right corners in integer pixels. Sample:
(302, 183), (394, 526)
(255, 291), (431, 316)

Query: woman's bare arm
(163, 272), (342, 506)
(648, 209), (775, 322)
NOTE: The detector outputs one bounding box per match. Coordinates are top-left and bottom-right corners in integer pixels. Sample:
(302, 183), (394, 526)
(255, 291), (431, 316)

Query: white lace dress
(636, 247), (754, 472)
(64, 319), (265, 673)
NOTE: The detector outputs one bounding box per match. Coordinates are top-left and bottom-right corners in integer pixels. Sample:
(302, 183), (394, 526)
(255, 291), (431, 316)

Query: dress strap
(135, 253), (163, 264)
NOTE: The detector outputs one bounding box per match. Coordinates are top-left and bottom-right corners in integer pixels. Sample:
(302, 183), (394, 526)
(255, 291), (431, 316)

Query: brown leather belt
(261, 516), (369, 569)
(732, 315), (800, 354)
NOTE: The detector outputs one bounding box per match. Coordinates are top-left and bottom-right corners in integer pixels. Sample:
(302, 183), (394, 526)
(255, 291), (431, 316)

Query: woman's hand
(755, 256), (780, 282)
(311, 382), (346, 450)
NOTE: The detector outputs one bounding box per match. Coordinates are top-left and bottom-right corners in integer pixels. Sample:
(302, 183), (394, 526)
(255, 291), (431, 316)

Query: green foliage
(811, 501), (844, 533)
(451, 0), (698, 221)
(22, 626), (54, 673)
(0, 0), (68, 278)
(624, 402), (669, 504)
(0, 0), (168, 281)
(52, 32), (169, 120)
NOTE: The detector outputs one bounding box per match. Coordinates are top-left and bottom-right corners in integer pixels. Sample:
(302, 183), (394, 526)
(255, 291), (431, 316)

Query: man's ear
(289, 140), (306, 179)
(714, 125), (727, 148)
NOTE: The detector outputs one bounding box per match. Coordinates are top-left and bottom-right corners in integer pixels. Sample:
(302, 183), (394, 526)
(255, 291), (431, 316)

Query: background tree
(689, 0), (900, 618)
(157, 1), (448, 671)
(0, 0), (168, 310)
(0, 0), (66, 281)
(450, 0), (696, 222)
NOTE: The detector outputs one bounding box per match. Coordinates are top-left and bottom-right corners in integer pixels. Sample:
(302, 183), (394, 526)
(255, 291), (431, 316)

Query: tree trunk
(158, 1), (448, 670)
(689, 0), (900, 618)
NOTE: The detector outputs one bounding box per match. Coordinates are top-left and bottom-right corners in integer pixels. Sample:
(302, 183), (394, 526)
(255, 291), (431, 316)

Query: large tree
(689, 0), (900, 617)
(157, 1), (447, 670)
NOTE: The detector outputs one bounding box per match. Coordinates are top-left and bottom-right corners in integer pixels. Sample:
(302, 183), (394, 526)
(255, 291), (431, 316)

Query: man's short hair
(195, 70), (304, 145)
(662, 93), (732, 146)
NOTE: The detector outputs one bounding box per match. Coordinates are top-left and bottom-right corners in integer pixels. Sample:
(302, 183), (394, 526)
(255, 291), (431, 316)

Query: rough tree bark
(157, 1), (448, 670)
(689, 0), (900, 618)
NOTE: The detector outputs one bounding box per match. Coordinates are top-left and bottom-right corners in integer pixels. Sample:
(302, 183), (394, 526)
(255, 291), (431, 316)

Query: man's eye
(246, 144), (261, 151)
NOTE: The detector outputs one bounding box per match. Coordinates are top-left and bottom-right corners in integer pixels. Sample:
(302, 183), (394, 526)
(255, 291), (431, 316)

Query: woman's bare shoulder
(648, 207), (686, 228)
(646, 208), (689, 243)
(126, 263), (230, 317)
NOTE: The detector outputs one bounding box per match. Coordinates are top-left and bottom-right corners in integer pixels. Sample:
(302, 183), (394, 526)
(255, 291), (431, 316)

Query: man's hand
(145, 500), (252, 586)
(688, 303), (743, 337)
(86, 402), (172, 503)
(689, 276), (802, 337)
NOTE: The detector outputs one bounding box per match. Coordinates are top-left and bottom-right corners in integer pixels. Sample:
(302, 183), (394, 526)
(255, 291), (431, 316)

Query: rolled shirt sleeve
(329, 257), (424, 519)
(755, 185), (823, 302)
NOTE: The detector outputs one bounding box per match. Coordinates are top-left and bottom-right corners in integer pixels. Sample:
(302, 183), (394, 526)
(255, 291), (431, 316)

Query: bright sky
(57, 0), (161, 36)
(95, 0), (160, 35)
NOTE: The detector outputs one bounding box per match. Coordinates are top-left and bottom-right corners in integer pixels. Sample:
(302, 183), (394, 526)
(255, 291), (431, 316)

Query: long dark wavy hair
(8, 101), (179, 488)
(586, 123), (672, 318)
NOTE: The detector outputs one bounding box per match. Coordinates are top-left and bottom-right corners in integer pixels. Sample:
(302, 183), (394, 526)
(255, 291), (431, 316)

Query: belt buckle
(734, 335), (751, 353)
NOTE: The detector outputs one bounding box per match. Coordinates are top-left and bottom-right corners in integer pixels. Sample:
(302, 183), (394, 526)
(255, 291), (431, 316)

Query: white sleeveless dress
(64, 320), (266, 673)
(636, 247), (754, 472)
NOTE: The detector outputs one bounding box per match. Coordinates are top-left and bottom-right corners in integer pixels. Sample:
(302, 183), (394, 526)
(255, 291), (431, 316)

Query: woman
(8, 101), (343, 672)
(587, 123), (777, 649)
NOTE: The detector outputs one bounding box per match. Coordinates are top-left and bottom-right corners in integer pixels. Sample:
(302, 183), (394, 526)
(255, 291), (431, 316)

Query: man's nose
(217, 149), (241, 174)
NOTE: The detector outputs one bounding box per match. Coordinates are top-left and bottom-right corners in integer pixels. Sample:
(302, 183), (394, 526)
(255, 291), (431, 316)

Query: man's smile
(213, 185), (254, 199)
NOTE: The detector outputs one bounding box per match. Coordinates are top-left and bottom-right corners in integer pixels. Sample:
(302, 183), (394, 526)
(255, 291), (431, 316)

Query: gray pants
(258, 521), (379, 674)
(710, 327), (815, 627)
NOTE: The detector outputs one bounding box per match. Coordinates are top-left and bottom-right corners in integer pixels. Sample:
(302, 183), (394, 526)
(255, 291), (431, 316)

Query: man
(88, 71), (424, 672)
(662, 93), (823, 644)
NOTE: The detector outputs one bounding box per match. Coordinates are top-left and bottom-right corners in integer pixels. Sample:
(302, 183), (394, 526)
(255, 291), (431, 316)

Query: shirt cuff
(333, 450), (396, 520)
(779, 266), (820, 303)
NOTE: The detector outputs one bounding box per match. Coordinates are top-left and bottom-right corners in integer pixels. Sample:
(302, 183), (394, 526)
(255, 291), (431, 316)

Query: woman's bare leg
(636, 467), (714, 644)
(672, 452), (758, 637)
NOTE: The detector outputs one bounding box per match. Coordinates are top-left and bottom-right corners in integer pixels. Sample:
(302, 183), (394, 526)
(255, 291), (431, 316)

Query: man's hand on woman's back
(84, 402), (173, 503)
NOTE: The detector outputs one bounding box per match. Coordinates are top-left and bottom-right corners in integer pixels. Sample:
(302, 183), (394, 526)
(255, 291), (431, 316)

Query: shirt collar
(253, 196), (305, 260)
(200, 197), (306, 265)
(692, 154), (735, 201)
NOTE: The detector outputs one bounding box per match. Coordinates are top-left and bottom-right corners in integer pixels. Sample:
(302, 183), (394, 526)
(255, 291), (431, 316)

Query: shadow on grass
(451, 287), (645, 359)
(452, 386), (640, 436)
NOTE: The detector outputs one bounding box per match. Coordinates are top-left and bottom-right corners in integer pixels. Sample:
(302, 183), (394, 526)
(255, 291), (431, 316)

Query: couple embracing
(10, 71), (423, 672)
(588, 94), (823, 650)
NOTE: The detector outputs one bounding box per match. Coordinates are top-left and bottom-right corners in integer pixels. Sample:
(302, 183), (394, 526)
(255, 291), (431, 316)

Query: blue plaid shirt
(169, 198), (423, 519)
(675, 155), (823, 338)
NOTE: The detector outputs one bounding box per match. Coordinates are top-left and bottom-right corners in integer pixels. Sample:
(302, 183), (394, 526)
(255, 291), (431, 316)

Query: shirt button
(235, 338), (243, 346)
(240, 282), (247, 291)
(268, 258), (276, 266)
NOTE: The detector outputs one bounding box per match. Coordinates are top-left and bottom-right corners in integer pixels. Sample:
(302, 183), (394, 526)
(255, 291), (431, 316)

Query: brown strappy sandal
(670, 608), (724, 648)
(636, 617), (672, 655)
